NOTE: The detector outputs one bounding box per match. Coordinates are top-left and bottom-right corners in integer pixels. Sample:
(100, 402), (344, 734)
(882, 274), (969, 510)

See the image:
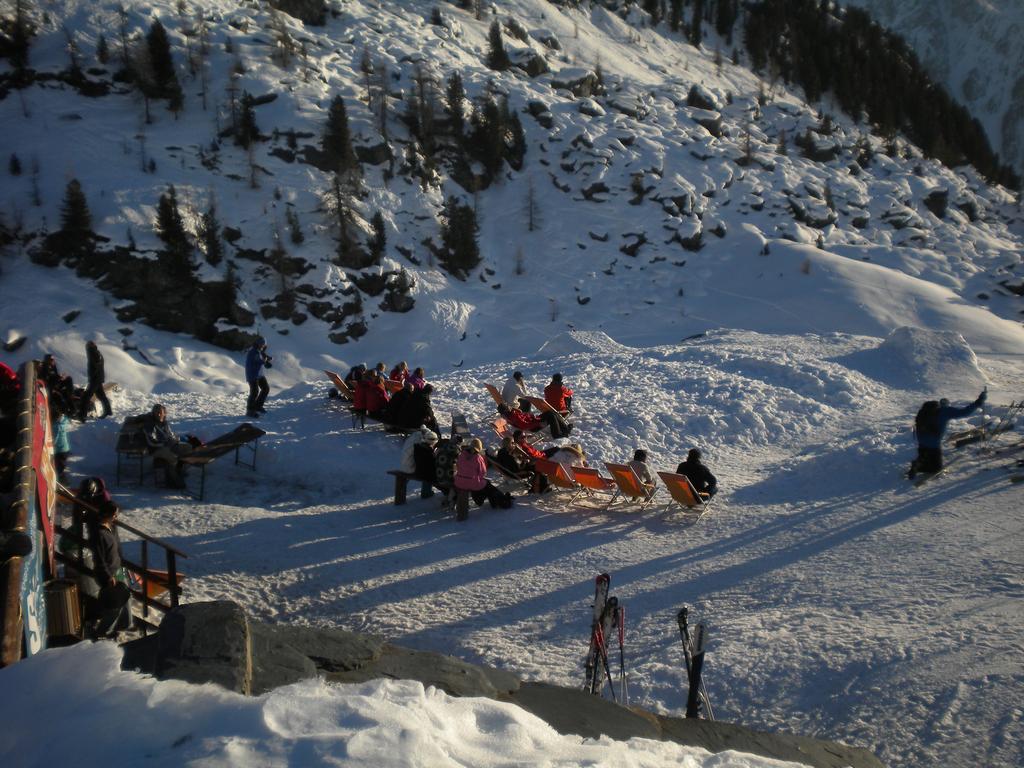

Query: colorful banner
(31, 381), (56, 576)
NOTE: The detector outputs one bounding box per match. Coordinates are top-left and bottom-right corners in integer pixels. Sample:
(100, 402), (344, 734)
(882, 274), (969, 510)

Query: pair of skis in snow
(584, 573), (627, 704)
(582, 574), (714, 720)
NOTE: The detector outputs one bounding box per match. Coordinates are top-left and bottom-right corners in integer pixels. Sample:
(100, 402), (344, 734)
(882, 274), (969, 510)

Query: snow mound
(839, 326), (986, 393)
(534, 330), (632, 358)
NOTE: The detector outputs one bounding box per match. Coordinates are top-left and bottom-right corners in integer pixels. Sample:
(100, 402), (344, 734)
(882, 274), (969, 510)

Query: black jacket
(676, 459), (717, 496)
(94, 523), (122, 583)
(86, 345), (105, 385)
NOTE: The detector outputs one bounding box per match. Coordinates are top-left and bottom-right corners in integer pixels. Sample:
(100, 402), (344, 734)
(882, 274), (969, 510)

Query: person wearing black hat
(676, 448), (717, 498)
(245, 336), (272, 418)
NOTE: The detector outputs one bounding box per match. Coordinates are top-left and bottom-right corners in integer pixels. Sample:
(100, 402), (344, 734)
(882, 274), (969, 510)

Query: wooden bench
(179, 423), (266, 500)
(115, 416), (150, 485)
(386, 470), (435, 504)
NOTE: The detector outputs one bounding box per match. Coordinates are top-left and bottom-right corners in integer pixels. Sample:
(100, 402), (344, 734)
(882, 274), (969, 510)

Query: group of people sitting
(384, 366), (718, 520)
(341, 361), (440, 434)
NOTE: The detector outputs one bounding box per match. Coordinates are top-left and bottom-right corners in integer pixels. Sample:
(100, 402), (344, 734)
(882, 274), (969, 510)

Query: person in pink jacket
(454, 438), (512, 517)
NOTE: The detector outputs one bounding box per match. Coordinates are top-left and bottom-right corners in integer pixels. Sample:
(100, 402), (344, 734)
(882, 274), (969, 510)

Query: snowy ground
(3, 246), (1022, 767)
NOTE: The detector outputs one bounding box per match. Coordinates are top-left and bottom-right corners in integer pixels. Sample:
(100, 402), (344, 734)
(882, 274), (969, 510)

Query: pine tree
(286, 206), (304, 244)
(235, 91), (260, 147)
(440, 196), (480, 276)
(9, 154), (21, 176)
(446, 71), (466, 138)
(155, 184), (193, 276)
(368, 210), (386, 261)
(689, 0), (704, 47)
(60, 179), (92, 237)
(322, 94), (358, 173)
(198, 199), (224, 266)
(486, 21), (510, 71)
(96, 32), (109, 64)
(145, 19), (183, 111)
(669, 0), (683, 33)
(9, 0), (34, 70)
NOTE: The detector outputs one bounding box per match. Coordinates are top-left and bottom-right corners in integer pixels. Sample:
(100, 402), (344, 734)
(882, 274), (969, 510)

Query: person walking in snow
(908, 390), (987, 477)
(79, 340), (112, 421)
(676, 448), (718, 498)
(245, 336), (273, 418)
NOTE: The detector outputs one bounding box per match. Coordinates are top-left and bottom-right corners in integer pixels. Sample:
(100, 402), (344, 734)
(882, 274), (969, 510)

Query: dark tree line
(743, 0), (1019, 189)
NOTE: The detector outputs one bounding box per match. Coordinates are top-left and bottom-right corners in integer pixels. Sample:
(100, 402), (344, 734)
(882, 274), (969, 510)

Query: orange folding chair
(492, 416), (513, 441)
(484, 383), (505, 408)
(384, 378), (404, 394)
(325, 370), (355, 401)
(604, 463), (658, 509)
(657, 471), (713, 518)
(534, 458), (584, 503)
(526, 395), (571, 418)
(572, 466), (617, 503)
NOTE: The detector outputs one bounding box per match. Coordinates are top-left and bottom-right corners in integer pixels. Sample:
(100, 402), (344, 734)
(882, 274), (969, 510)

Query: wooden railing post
(167, 552), (179, 608)
(141, 540), (149, 631)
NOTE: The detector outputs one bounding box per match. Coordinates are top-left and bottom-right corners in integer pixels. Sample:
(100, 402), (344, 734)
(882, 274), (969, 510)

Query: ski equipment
(677, 606), (715, 720)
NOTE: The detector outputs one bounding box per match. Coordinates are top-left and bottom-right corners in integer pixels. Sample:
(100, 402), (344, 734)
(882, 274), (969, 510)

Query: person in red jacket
(389, 361), (409, 383)
(363, 371), (390, 419)
(543, 372), (573, 414)
(352, 370), (370, 412)
(498, 402), (572, 439)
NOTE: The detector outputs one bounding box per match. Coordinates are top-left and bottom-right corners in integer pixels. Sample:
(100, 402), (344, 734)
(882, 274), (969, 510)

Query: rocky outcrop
(121, 602), (883, 768)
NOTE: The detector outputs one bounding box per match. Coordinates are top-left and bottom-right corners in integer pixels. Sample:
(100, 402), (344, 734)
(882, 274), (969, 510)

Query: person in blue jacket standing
(908, 389), (986, 477)
(245, 336), (272, 418)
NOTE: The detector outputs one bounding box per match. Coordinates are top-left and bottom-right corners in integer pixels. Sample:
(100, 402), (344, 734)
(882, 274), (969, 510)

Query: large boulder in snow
(841, 326), (987, 393)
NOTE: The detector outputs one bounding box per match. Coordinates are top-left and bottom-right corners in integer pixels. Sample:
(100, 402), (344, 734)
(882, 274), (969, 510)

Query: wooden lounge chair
(534, 458), (583, 502)
(657, 471), (713, 518)
(325, 370), (355, 401)
(604, 463), (658, 510)
(179, 422), (267, 500)
(484, 383), (505, 408)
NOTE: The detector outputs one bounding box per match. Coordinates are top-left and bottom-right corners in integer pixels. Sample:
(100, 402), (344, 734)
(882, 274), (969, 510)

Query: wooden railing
(55, 485), (187, 633)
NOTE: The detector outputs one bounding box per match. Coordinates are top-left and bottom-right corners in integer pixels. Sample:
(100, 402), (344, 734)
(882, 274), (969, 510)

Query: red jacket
(506, 408), (543, 431)
(364, 382), (389, 413)
(389, 366), (408, 382)
(353, 379), (371, 410)
(515, 437), (545, 460)
(544, 382), (573, 412)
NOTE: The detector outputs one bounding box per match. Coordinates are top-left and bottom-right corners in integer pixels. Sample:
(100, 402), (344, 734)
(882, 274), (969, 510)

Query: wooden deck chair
(534, 458), (583, 502)
(484, 383), (505, 408)
(325, 370), (355, 401)
(657, 471), (712, 518)
(572, 467), (617, 502)
(604, 463), (658, 509)
(492, 416), (513, 441)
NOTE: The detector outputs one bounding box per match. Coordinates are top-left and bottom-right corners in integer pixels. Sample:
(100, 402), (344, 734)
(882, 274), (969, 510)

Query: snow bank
(838, 326), (987, 394)
(0, 643), (808, 768)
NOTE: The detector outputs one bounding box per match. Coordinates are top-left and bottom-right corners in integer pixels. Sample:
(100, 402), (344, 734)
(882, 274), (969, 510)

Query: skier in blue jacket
(908, 389), (986, 477)
(245, 337), (273, 418)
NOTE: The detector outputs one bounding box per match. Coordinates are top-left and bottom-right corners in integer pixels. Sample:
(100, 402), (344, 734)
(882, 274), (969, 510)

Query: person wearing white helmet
(245, 336), (273, 418)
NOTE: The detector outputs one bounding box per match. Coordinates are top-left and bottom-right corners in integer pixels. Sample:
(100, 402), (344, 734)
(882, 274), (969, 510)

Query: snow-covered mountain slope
(2, 3), (1024, 768)
(842, 0), (1024, 178)
(1, 0), (1022, 365)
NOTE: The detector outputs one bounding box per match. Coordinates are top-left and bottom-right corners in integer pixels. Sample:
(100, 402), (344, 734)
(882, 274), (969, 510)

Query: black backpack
(915, 400), (941, 437)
